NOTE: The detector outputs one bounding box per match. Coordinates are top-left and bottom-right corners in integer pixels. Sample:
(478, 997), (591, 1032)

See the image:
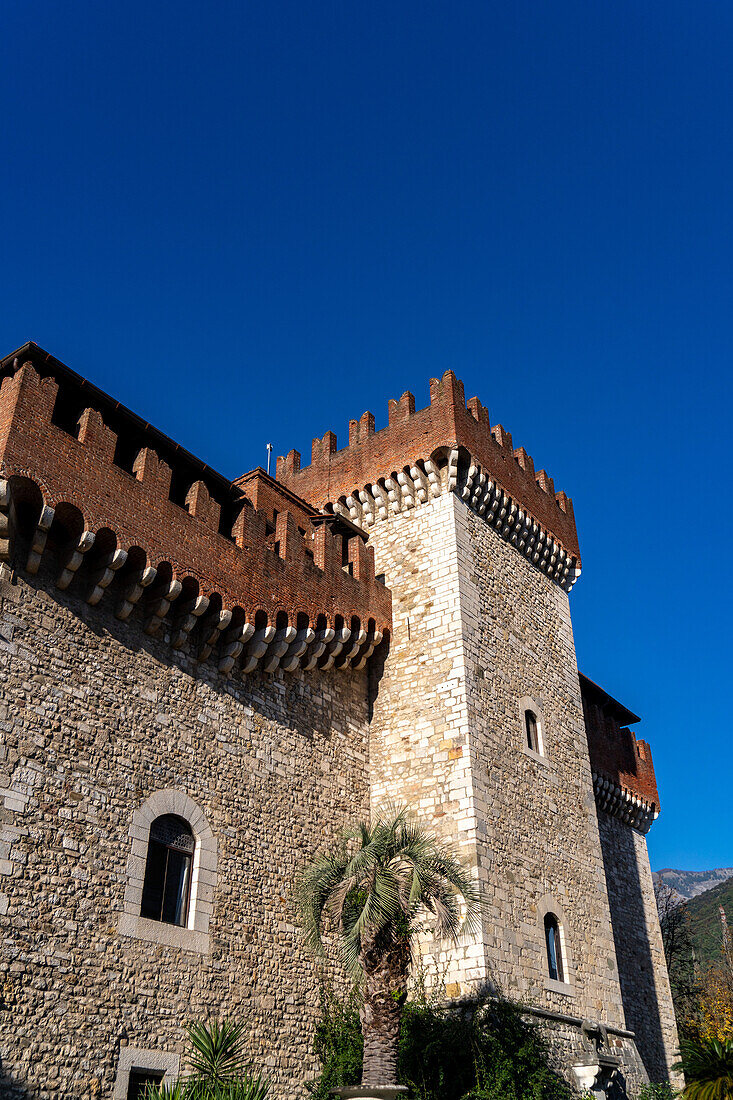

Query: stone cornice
(327, 447), (581, 592)
(592, 770), (659, 834)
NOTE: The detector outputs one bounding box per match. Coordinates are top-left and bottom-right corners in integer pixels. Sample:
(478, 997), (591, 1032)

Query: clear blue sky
(3, 1), (731, 872)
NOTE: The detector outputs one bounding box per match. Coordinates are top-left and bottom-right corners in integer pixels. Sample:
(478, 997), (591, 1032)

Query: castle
(0, 342), (678, 1098)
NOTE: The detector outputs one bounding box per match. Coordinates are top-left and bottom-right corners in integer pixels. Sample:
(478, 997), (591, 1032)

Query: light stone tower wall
(367, 488), (673, 1091)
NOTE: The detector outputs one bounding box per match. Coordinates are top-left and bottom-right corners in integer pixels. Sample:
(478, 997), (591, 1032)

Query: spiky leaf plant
(295, 808), (481, 1088)
(186, 1021), (248, 1085)
(675, 1036), (733, 1099)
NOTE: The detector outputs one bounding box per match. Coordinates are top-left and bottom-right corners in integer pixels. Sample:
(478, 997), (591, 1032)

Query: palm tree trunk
(360, 944), (408, 1086)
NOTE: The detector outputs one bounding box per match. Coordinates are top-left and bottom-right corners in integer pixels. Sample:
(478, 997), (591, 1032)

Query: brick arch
(119, 789), (217, 955)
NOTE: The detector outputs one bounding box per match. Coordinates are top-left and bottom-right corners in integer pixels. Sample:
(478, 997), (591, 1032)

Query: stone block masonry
(359, 488), (678, 1093)
(0, 569), (371, 1099)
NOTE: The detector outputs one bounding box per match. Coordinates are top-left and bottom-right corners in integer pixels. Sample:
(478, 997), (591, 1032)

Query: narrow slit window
(525, 709), (539, 753)
(140, 814), (194, 927)
(544, 913), (564, 982)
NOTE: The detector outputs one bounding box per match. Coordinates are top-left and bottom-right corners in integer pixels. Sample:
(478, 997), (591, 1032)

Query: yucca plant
(295, 808), (481, 1089)
(144, 1020), (270, 1100)
(186, 1021), (248, 1086)
(675, 1036), (733, 1099)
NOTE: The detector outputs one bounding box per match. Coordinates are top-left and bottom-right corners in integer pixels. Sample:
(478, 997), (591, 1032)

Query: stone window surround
(113, 1046), (180, 1099)
(537, 893), (575, 997)
(118, 789), (217, 955)
(519, 695), (548, 763)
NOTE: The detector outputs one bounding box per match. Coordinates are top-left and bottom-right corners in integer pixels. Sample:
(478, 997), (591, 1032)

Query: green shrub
(307, 988), (363, 1099)
(638, 1084), (679, 1100)
(144, 1021), (270, 1100)
(308, 988), (572, 1100)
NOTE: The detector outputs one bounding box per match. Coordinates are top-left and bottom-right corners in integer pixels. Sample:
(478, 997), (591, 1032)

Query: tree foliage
(294, 808), (481, 1086)
(306, 986), (573, 1100)
(674, 1036), (733, 1099)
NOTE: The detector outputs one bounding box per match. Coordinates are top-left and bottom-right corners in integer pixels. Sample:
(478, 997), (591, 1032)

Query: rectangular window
(127, 1069), (165, 1100)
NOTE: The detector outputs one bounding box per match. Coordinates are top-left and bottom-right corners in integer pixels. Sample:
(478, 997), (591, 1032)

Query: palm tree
(295, 808), (481, 1090)
(675, 1036), (733, 1099)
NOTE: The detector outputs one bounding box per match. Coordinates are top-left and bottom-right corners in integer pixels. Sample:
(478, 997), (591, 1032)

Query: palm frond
(294, 808), (482, 986)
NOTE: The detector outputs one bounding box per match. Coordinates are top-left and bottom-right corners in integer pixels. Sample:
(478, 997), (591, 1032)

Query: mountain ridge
(653, 866), (733, 902)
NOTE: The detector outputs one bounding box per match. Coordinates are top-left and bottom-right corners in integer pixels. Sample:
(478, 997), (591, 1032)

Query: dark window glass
(525, 710), (539, 752)
(140, 814), (194, 927)
(127, 1069), (165, 1100)
(544, 913), (564, 982)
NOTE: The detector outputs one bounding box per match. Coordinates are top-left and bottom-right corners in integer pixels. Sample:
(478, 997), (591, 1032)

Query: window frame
(537, 894), (575, 997)
(544, 912), (564, 982)
(119, 789), (217, 954)
(518, 696), (547, 763)
(113, 1047), (180, 1100)
(140, 814), (195, 928)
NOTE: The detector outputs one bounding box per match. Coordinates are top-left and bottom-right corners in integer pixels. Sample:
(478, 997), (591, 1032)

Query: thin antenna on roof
(266, 443), (273, 476)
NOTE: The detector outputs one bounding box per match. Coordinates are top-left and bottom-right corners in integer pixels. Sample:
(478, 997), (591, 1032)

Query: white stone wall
(368, 494), (487, 989)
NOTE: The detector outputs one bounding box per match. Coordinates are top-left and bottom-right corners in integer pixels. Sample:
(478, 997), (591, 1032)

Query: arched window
(544, 913), (564, 982)
(140, 814), (194, 927)
(525, 709), (539, 753)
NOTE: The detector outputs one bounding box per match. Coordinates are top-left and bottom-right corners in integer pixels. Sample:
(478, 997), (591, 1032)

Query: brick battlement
(0, 343), (390, 675)
(275, 369), (581, 575)
(580, 673), (660, 832)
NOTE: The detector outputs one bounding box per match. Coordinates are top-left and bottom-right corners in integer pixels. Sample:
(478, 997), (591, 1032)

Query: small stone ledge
(545, 977), (576, 998)
(118, 911), (210, 955)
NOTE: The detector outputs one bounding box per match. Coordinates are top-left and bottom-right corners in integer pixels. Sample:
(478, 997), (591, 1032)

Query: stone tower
(277, 370), (679, 1091)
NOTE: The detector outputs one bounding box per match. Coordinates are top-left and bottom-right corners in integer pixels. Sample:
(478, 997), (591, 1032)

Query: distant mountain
(683, 877), (733, 970)
(653, 867), (733, 903)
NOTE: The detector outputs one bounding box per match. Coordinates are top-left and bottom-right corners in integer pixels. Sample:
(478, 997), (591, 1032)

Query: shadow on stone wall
(17, 565), (388, 746)
(598, 812), (669, 1083)
(0, 1061), (31, 1099)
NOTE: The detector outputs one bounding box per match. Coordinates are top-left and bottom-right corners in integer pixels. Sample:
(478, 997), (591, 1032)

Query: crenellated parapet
(580, 673), (660, 832)
(275, 370), (581, 591)
(0, 343), (391, 676)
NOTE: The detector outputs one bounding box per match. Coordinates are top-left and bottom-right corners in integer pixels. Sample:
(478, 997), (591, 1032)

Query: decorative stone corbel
(320, 626), (351, 670)
(240, 625), (276, 674)
(56, 530), (96, 590)
(86, 548), (128, 606)
(217, 621), (255, 674)
(171, 594), (210, 650)
(197, 607), (232, 662)
(143, 578), (182, 636)
(301, 626), (334, 670)
(261, 625), (298, 672)
(116, 565), (157, 621)
(26, 504), (55, 574)
(0, 480), (15, 564)
(280, 627), (315, 672)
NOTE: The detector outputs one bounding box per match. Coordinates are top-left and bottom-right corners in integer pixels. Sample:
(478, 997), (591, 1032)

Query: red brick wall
(581, 684), (660, 808)
(275, 369), (581, 561)
(0, 356), (391, 635)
